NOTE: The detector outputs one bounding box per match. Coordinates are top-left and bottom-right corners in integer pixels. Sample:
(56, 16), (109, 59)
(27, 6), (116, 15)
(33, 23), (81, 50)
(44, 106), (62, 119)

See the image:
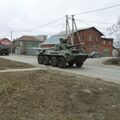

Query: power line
(0, 31), (11, 38)
(1, 3), (120, 37)
(75, 19), (114, 25)
(8, 3), (120, 33)
(73, 4), (120, 16)
(15, 16), (65, 33)
(75, 19), (107, 30)
(13, 4), (120, 33)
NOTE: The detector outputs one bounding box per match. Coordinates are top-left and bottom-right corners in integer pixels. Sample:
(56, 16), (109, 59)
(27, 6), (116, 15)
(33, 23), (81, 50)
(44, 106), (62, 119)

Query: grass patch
(103, 58), (120, 66)
(0, 70), (120, 120)
(0, 58), (34, 70)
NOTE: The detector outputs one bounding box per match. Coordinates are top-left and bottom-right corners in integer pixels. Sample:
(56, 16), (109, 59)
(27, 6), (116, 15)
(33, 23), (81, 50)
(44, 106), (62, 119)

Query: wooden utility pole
(72, 15), (75, 45)
(66, 15), (68, 38)
(72, 16), (81, 44)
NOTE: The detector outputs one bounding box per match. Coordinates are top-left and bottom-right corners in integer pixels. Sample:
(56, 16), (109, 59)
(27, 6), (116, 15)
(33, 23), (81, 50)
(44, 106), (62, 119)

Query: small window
(96, 36), (99, 42)
(89, 35), (92, 42)
(20, 41), (22, 46)
(103, 40), (106, 44)
(80, 35), (84, 41)
(82, 35), (84, 41)
(109, 41), (111, 45)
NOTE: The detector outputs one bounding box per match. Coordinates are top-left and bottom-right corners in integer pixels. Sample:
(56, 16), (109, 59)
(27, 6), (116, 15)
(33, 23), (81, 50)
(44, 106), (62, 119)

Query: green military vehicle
(0, 44), (10, 55)
(37, 38), (88, 68)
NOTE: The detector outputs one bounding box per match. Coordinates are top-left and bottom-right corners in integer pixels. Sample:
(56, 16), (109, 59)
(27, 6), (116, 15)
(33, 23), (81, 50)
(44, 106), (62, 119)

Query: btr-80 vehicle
(37, 38), (88, 68)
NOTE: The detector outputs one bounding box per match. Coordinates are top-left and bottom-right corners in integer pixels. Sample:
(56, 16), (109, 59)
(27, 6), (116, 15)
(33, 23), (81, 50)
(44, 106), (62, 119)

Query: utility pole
(66, 15), (68, 38)
(72, 15), (82, 51)
(66, 15), (73, 45)
(10, 30), (13, 53)
(72, 16), (81, 44)
(72, 15), (75, 45)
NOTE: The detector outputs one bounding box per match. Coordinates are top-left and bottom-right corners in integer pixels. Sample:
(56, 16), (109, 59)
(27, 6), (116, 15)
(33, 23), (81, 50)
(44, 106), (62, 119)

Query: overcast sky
(0, 0), (120, 39)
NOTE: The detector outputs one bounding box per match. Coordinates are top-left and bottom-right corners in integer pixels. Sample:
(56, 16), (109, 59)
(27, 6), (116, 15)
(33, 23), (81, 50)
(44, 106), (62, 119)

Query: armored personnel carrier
(38, 15), (88, 68)
(37, 38), (88, 68)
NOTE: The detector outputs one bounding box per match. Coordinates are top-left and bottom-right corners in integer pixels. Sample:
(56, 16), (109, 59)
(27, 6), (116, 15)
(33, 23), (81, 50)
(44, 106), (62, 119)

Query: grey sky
(0, 0), (120, 39)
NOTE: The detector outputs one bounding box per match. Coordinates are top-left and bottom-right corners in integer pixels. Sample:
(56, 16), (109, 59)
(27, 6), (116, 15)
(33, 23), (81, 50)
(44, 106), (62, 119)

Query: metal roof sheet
(42, 35), (66, 45)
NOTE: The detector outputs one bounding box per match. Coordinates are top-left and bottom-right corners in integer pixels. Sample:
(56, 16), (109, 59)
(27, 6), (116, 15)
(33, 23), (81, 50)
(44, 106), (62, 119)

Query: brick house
(0, 38), (11, 46)
(41, 27), (113, 57)
(100, 37), (113, 56)
(71, 27), (113, 56)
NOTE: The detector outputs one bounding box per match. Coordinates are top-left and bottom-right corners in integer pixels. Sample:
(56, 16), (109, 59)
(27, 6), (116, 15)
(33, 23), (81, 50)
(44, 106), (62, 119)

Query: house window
(96, 36), (99, 42)
(82, 35), (84, 41)
(79, 35), (82, 41)
(20, 41), (22, 46)
(103, 40), (106, 44)
(80, 35), (84, 42)
(109, 41), (111, 45)
(89, 35), (92, 42)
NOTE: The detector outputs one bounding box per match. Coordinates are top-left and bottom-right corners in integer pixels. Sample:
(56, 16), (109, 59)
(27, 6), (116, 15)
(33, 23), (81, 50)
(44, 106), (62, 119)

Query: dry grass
(0, 58), (34, 70)
(103, 58), (120, 66)
(0, 70), (120, 120)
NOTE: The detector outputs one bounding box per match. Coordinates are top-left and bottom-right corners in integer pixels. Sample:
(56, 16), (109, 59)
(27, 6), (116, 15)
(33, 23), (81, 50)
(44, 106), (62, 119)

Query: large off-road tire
(58, 57), (66, 68)
(5, 52), (9, 56)
(75, 62), (83, 67)
(38, 55), (43, 64)
(68, 61), (74, 67)
(43, 56), (49, 65)
(51, 57), (58, 67)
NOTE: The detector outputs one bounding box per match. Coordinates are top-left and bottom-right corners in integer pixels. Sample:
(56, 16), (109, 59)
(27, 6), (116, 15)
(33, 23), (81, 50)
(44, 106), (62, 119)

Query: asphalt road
(0, 54), (120, 84)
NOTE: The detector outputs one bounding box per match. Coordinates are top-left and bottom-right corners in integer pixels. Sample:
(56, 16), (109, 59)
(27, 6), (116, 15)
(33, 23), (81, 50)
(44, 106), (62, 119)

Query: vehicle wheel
(68, 61), (74, 67)
(38, 55), (43, 64)
(51, 57), (58, 67)
(58, 57), (66, 68)
(43, 56), (49, 65)
(5, 53), (9, 56)
(75, 62), (83, 67)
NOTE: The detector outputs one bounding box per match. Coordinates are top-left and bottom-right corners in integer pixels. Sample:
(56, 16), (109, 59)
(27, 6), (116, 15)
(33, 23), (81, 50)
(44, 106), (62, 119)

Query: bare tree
(115, 16), (120, 41)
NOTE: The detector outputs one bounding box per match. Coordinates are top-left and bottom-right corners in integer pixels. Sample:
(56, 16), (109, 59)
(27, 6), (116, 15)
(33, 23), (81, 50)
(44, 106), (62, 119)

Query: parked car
(89, 51), (102, 58)
(117, 49), (120, 57)
(0, 44), (10, 55)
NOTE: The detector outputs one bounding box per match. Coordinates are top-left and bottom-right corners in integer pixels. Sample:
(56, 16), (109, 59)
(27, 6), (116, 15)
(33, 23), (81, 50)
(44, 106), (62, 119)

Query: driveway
(0, 54), (120, 84)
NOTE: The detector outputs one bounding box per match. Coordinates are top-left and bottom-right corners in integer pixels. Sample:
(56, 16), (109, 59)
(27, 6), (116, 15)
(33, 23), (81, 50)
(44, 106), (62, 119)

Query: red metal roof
(0, 38), (10, 41)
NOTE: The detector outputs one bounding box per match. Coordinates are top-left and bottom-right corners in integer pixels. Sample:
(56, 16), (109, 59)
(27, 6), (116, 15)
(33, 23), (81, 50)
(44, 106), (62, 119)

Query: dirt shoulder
(0, 70), (120, 120)
(0, 58), (34, 70)
(103, 57), (120, 66)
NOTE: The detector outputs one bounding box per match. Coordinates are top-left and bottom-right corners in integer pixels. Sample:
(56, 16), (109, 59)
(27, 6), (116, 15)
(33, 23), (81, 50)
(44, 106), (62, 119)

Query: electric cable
(73, 4), (120, 16)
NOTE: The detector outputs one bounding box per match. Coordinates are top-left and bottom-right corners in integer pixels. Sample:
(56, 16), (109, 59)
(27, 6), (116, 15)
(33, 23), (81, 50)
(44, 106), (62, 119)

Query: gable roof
(17, 35), (36, 41)
(0, 38), (11, 41)
(78, 27), (104, 36)
(53, 27), (104, 36)
(42, 27), (104, 45)
(16, 35), (46, 42)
